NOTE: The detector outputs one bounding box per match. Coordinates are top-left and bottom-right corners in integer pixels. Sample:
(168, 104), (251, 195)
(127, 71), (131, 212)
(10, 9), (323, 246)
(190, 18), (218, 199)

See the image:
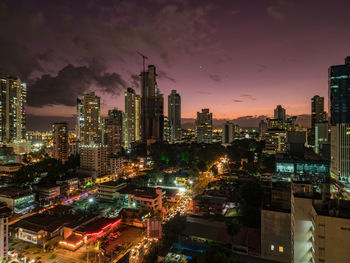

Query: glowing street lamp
(89, 198), (94, 203)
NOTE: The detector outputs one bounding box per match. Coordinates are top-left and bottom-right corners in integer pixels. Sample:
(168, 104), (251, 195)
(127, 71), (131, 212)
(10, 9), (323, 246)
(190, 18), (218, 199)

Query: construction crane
(136, 51), (148, 72)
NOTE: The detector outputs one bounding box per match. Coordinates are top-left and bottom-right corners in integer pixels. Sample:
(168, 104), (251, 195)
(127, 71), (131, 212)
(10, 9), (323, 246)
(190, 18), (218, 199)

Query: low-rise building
(192, 194), (227, 216)
(128, 188), (163, 212)
(32, 183), (60, 203)
(56, 177), (79, 197)
(0, 187), (35, 214)
(97, 181), (127, 201)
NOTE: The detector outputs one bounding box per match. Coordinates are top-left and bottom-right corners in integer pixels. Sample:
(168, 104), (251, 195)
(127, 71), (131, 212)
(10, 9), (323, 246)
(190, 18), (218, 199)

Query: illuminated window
(271, 245), (274, 251)
(279, 246), (284, 253)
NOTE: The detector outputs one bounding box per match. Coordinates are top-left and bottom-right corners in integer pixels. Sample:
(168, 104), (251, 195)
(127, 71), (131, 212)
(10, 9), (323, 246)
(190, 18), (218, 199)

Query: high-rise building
(274, 105), (286, 121)
(52, 122), (69, 162)
(259, 120), (267, 139)
(330, 124), (350, 182)
(311, 95), (327, 145)
(163, 116), (170, 142)
(264, 129), (287, 154)
(311, 95), (327, 127)
(168, 90), (181, 143)
(195, 109), (212, 144)
(76, 98), (84, 141)
(79, 91), (101, 145)
(124, 88), (140, 149)
(315, 122), (329, 155)
(329, 57), (350, 182)
(80, 145), (108, 178)
(140, 65), (164, 143)
(329, 57), (350, 125)
(104, 109), (123, 155)
(0, 76), (26, 143)
(222, 121), (235, 145)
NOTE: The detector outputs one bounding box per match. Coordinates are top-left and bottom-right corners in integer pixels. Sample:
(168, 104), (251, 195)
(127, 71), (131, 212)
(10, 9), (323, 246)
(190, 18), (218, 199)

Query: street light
(89, 198), (94, 203)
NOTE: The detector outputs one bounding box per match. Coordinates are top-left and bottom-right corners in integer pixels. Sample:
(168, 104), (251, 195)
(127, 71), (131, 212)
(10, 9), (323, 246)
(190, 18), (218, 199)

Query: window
(270, 245), (274, 251)
(279, 246), (284, 253)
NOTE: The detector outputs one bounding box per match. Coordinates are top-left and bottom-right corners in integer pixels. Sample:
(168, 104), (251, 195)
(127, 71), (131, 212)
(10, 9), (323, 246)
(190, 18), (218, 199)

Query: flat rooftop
(0, 187), (31, 198)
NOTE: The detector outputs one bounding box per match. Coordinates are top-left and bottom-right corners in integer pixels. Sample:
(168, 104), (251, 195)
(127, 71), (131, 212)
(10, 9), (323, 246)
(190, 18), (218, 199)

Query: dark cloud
(28, 64), (127, 107)
(158, 70), (176, 82)
(267, 0), (288, 21)
(233, 99), (243, 103)
(37, 49), (55, 62)
(209, 74), (221, 82)
(129, 74), (141, 89)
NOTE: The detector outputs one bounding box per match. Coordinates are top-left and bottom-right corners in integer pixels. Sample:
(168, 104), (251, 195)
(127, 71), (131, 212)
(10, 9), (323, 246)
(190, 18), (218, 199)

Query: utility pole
(136, 51), (148, 72)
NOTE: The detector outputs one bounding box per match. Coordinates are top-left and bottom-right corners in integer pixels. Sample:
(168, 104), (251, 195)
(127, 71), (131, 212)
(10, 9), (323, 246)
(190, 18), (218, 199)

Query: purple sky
(1, 0), (350, 129)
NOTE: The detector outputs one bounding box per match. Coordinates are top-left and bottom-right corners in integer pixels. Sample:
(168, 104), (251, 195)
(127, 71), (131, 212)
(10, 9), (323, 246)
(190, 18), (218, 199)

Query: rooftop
(182, 217), (232, 244)
(0, 187), (31, 198)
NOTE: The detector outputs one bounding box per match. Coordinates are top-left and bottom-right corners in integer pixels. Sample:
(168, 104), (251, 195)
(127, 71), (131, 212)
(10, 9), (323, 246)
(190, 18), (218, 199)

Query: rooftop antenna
(136, 51), (148, 72)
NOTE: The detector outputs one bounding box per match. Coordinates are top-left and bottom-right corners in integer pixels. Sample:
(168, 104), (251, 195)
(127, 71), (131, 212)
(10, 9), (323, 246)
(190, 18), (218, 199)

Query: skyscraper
(274, 105), (286, 121)
(124, 88), (140, 149)
(79, 91), (101, 145)
(104, 109), (123, 155)
(195, 109), (212, 144)
(140, 65), (164, 143)
(222, 121), (235, 145)
(329, 57), (350, 125)
(76, 98), (84, 141)
(0, 76), (26, 143)
(311, 95), (327, 126)
(311, 95), (327, 145)
(168, 90), (181, 143)
(259, 120), (267, 139)
(52, 122), (69, 162)
(329, 57), (350, 182)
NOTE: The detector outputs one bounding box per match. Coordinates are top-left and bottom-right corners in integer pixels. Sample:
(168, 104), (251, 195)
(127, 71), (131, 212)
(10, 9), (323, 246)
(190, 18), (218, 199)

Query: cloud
(158, 70), (176, 82)
(28, 64), (127, 107)
(240, 94), (257, 101)
(129, 74), (141, 89)
(197, 91), (213, 95)
(209, 74), (221, 82)
(0, 0), (215, 81)
(267, 0), (288, 21)
(233, 99), (243, 103)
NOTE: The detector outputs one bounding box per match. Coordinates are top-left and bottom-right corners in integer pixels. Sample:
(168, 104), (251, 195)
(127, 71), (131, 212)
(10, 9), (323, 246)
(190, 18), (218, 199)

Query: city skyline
(2, 0), (350, 130)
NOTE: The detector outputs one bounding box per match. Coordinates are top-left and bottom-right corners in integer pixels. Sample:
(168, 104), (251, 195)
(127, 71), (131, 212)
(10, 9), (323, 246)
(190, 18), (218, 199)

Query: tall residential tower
(0, 76), (26, 143)
(168, 90), (181, 143)
(124, 88), (140, 149)
(195, 109), (212, 144)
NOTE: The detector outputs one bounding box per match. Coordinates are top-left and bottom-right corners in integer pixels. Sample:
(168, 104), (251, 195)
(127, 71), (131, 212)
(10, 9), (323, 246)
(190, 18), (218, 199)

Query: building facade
(52, 122), (69, 162)
(330, 123), (350, 182)
(0, 76), (26, 143)
(168, 90), (181, 143)
(274, 105), (286, 121)
(124, 88), (140, 149)
(104, 109), (123, 155)
(140, 65), (164, 143)
(329, 57), (350, 125)
(195, 109), (213, 144)
(79, 91), (101, 145)
(80, 145), (108, 178)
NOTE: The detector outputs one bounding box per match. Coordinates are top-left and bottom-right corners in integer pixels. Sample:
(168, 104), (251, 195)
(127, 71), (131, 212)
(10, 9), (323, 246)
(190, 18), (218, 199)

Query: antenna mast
(136, 51), (148, 72)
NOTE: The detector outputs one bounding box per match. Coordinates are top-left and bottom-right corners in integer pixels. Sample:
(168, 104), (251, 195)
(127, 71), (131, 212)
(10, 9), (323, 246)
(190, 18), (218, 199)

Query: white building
(330, 123), (350, 182)
(80, 145), (108, 178)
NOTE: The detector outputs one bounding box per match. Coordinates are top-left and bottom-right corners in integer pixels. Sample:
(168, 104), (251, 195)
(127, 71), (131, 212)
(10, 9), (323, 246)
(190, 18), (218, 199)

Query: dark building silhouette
(140, 65), (164, 143)
(329, 57), (350, 125)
